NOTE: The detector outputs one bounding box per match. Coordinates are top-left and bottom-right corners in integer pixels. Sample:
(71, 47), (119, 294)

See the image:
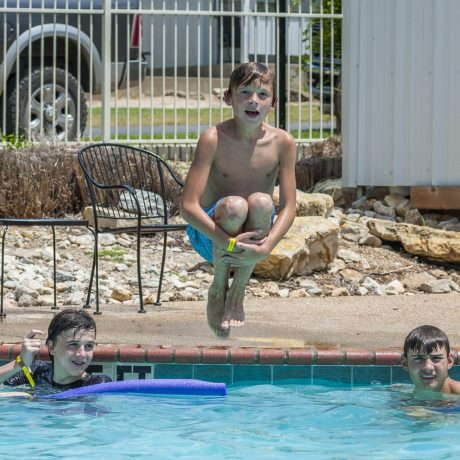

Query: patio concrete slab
(1, 293), (459, 350)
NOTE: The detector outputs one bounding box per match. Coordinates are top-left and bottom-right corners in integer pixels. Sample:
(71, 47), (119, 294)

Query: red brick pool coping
(2, 344), (459, 366)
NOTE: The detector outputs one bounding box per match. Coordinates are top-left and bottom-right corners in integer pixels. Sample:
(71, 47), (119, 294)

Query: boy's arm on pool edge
(0, 359), (24, 384)
(180, 127), (233, 248)
(0, 329), (43, 385)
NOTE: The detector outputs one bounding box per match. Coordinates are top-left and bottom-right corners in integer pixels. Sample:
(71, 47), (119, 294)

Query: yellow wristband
(226, 237), (236, 252)
(16, 355), (35, 388)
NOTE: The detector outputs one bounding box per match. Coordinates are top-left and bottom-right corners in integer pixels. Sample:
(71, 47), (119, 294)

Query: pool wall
(2, 345), (460, 386)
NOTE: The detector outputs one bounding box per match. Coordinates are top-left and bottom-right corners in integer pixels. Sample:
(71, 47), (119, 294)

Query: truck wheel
(7, 67), (87, 141)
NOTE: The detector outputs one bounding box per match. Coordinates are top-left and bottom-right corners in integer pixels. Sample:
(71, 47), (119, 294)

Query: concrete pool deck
(1, 293), (459, 350)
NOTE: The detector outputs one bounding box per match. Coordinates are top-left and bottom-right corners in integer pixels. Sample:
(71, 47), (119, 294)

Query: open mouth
(245, 109), (259, 118)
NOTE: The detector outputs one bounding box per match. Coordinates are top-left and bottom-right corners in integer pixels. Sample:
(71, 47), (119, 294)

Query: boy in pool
(180, 62), (297, 337)
(402, 325), (460, 394)
(0, 309), (111, 395)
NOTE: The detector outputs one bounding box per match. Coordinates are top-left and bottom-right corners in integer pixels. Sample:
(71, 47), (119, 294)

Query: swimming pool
(2, 382), (460, 459)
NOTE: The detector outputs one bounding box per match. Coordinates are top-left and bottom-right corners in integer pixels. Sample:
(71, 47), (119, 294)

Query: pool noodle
(41, 379), (227, 399)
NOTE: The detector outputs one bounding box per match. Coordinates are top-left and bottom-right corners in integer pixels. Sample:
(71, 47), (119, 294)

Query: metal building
(342, 0), (460, 188)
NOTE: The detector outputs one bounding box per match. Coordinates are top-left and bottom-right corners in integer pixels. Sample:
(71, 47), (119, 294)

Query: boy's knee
(247, 192), (274, 214)
(215, 196), (248, 222)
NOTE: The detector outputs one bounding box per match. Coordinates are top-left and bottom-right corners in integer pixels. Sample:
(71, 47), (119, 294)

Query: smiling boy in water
(0, 309), (111, 395)
(181, 62), (297, 337)
(402, 325), (460, 395)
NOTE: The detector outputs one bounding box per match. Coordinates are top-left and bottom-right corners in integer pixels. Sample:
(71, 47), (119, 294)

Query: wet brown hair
(227, 62), (276, 105)
(46, 309), (96, 361)
(403, 325), (450, 357)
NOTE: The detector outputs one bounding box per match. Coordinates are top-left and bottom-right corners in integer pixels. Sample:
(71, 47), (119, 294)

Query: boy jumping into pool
(180, 62), (297, 337)
(0, 309), (111, 395)
(402, 325), (460, 394)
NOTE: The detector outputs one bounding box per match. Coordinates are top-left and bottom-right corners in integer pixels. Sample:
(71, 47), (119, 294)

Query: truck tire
(7, 67), (87, 141)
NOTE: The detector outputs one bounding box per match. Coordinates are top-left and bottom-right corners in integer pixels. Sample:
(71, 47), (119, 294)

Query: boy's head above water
(403, 325), (456, 393)
(46, 309), (96, 363)
(225, 62), (277, 107)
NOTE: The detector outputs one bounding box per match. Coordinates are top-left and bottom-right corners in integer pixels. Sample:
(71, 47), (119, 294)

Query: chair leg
(137, 229), (145, 313)
(84, 227), (97, 309)
(155, 232), (168, 306)
(0, 226), (8, 319)
(51, 226), (59, 310)
(94, 233), (101, 315)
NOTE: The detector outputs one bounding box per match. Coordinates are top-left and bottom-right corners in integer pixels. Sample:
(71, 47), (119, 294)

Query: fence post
(278, 0), (287, 131)
(101, 0), (112, 142)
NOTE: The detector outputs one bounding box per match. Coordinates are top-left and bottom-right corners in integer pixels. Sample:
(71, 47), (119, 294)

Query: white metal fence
(1, 0), (342, 153)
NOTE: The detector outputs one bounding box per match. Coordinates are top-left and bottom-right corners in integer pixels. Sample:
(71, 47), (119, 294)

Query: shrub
(0, 143), (85, 217)
(0, 143), (184, 218)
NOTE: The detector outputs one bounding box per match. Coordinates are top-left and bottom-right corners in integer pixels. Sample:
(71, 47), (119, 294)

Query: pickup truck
(0, 0), (147, 141)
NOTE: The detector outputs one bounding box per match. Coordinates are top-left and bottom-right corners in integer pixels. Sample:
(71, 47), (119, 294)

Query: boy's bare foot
(207, 288), (230, 338)
(221, 297), (245, 330)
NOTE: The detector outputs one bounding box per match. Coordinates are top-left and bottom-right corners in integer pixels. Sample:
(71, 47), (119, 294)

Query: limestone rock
(404, 209), (424, 225)
(385, 280), (405, 295)
(272, 186), (334, 218)
(289, 288), (309, 298)
(373, 201), (396, 218)
(310, 178), (356, 208)
(367, 218), (460, 263)
(383, 193), (406, 208)
(420, 279), (453, 294)
(82, 206), (164, 230)
(254, 216), (338, 280)
(339, 268), (363, 283)
(403, 272), (437, 290)
(359, 234), (382, 247)
(331, 287), (349, 297)
(111, 287), (133, 302)
(118, 189), (168, 216)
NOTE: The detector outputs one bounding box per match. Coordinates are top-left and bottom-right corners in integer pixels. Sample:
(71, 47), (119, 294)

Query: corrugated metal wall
(342, 0), (460, 187)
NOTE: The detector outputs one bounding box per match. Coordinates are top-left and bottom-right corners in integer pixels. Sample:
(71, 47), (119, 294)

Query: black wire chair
(78, 143), (187, 314)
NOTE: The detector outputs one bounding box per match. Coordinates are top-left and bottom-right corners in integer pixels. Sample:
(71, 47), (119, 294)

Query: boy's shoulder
(198, 125), (219, 147)
(262, 124), (297, 152)
(447, 377), (460, 395)
(269, 124), (296, 142)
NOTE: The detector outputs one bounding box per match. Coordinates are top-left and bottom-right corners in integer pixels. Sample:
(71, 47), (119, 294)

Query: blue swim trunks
(186, 203), (219, 263)
(186, 201), (276, 264)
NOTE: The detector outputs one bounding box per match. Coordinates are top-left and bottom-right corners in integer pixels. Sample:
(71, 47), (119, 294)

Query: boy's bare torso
(201, 120), (283, 208)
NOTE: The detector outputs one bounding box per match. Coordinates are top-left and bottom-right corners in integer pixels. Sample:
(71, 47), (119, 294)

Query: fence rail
(0, 0), (342, 152)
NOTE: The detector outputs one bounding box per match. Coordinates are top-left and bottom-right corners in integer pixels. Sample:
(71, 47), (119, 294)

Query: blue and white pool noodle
(42, 379), (227, 399)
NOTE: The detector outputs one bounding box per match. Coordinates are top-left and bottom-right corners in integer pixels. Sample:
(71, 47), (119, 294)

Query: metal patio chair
(78, 143), (187, 314)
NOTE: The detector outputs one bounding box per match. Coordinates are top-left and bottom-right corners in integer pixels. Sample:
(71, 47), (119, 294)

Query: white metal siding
(342, 0), (460, 187)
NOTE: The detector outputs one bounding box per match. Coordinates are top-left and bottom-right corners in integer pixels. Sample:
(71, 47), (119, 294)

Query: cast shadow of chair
(78, 143), (187, 314)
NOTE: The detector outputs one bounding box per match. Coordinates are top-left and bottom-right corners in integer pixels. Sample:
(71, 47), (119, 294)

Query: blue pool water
(2, 383), (460, 459)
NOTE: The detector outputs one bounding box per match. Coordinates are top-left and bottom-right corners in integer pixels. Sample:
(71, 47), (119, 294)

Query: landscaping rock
(272, 186), (334, 217)
(367, 219), (460, 263)
(253, 216), (339, 279)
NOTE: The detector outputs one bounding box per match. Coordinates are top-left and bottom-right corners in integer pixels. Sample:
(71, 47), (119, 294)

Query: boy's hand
(235, 230), (267, 247)
(20, 330), (44, 367)
(221, 231), (271, 266)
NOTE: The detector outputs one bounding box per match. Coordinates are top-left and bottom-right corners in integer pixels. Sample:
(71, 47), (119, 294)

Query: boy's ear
(271, 96), (278, 109)
(223, 89), (232, 106)
(400, 355), (408, 370)
(448, 352), (454, 369)
(47, 341), (54, 355)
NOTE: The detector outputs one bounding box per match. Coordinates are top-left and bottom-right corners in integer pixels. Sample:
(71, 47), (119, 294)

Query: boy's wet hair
(46, 309), (96, 359)
(227, 62), (276, 104)
(403, 325), (450, 357)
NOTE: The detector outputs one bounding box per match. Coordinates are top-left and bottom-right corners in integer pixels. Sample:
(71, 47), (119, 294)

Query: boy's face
(48, 327), (95, 381)
(224, 79), (276, 123)
(404, 345), (453, 392)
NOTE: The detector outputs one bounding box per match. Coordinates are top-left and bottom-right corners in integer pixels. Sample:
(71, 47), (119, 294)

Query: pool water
(2, 383), (460, 459)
